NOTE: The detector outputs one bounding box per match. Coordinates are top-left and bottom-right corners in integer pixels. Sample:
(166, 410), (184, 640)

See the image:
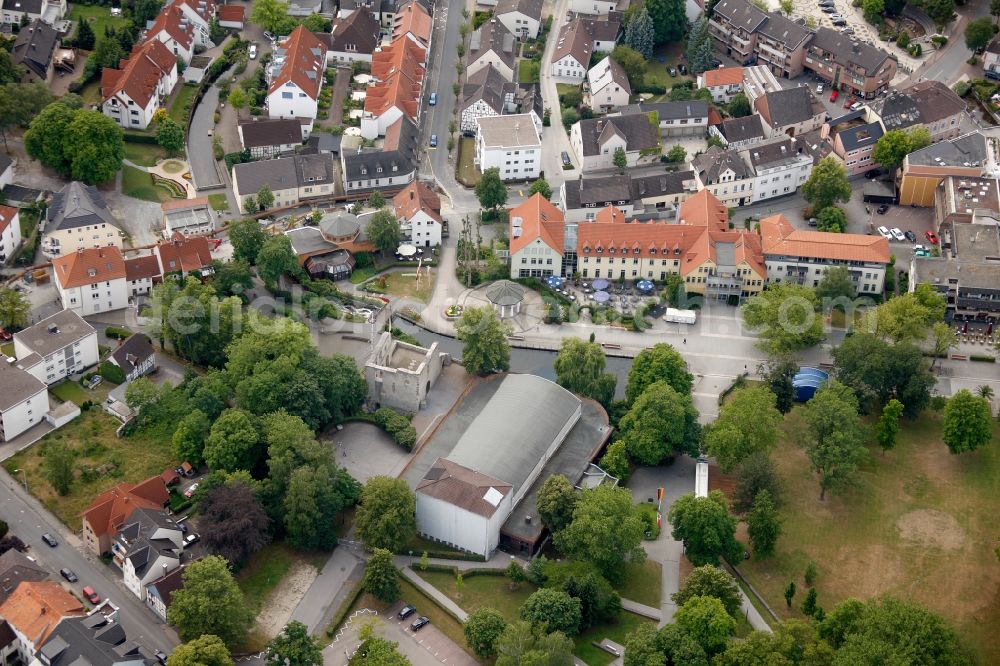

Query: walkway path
(290, 547), (364, 634)
(400, 567), (469, 622)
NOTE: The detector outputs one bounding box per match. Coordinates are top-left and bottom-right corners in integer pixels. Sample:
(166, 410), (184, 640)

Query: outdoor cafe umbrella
(397, 244), (417, 257)
(546, 275), (565, 288)
(592, 278), (610, 291)
(636, 279), (654, 292)
(592, 291), (611, 303)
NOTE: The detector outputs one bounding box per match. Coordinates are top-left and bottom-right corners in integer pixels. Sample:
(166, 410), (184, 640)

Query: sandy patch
(255, 562), (319, 639)
(896, 509), (966, 550)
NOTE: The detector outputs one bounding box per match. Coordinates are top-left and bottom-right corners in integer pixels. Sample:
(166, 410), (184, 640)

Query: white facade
(0, 207), (22, 265)
(360, 106), (404, 140)
(0, 158), (12, 190)
(510, 235), (563, 278)
(568, 0), (617, 14)
(1, 0), (65, 25)
(0, 370), (47, 442)
(57, 276), (129, 317)
(268, 80), (319, 127)
(551, 54), (587, 82)
(497, 10), (540, 39)
(745, 154), (813, 203)
(102, 64), (178, 131)
(415, 491), (512, 557)
(402, 209), (442, 247)
(586, 57), (630, 113)
(467, 49), (515, 81)
(14, 327), (99, 386)
(475, 115), (542, 181)
(123, 551), (178, 601)
(766, 258), (887, 295)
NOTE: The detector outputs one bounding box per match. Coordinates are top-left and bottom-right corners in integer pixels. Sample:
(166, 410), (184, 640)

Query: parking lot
(868, 204), (936, 266)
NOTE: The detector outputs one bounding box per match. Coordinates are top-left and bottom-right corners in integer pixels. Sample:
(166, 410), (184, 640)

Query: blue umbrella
(592, 290), (610, 303)
(636, 280), (654, 292)
(592, 279), (610, 291)
(546, 275), (565, 288)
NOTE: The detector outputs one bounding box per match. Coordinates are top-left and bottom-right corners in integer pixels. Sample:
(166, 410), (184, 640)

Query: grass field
(736, 409), (1000, 663)
(79, 80), (102, 106)
(122, 166), (178, 203)
(518, 59), (540, 84)
(379, 272), (434, 303)
(575, 612), (654, 666)
(614, 560), (662, 608)
(68, 5), (127, 48)
(456, 137), (481, 187)
(50, 380), (92, 406)
(208, 193), (229, 212)
(124, 143), (167, 168)
(418, 570), (536, 621)
(0, 343), (12, 357)
(169, 84), (200, 126)
(2, 409), (176, 531)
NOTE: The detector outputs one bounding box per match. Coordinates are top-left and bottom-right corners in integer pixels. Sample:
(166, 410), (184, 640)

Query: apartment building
(910, 219), (1000, 319)
(101, 39), (178, 131)
(697, 67), (744, 104)
(51, 246), (129, 317)
(267, 26), (328, 135)
(476, 114), (542, 181)
(691, 146), (754, 206)
(616, 100), (710, 137)
(867, 80), (965, 144)
(708, 0), (768, 67)
(934, 176), (1000, 230)
(743, 136), (814, 203)
(42, 182), (124, 258)
(343, 116), (418, 192)
(13, 310), (99, 385)
(361, 35), (426, 139)
(393, 180), (443, 247)
(805, 28), (897, 99)
(509, 193), (565, 278)
(0, 361), (48, 442)
(824, 110), (884, 176)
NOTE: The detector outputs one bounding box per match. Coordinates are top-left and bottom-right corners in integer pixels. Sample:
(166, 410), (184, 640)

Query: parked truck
(663, 308), (697, 325)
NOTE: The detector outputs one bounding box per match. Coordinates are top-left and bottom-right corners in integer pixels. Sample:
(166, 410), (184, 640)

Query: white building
(13, 310), (99, 386)
(586, 56), (630, 113)
(0, 154), (13, 191)
(460, 65), (516, 133)
(742, 136), (813, 203)
(0, 0), (65, 26)
(0, 362), (48, 442)
(508, 193), (565, 279)
(233, 153), (338, 213)
(568, 0), (619, 15)
(550, 20), (592, 82)
(107, 334), (156, 383)
(0, 204), (22, 266)
(691, 146), (755, 206)
(113, 509), (183, 601)
(267, 26), (328, 135)
(697, 67), (744, 104)
(475, 114), (541, 181)
(467, 18), (516, 81)
(495, 0), (542, 40)
(393, 180), (444, 247)
(161, 196), (217, 238)
(51, 246), (130, 316)
(101, 40), (178, 131)
(570, 114), (660, 172)
(42, 182), (124, 258)
(322, 8), (381, 64)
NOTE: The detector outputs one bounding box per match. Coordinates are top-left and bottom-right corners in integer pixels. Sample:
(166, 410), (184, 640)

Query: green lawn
(614, 560), (662, 608)
(349, 267), (377, 285)
(169, 84), (200, 126)
(0, 343), (12, 357)
(124, 142), (167, 168)
(373, 272), (434, 303)
(518, 58), (540, 84)
(79, 80), (103, 107)
(737, 410), (1000, 663)
(238, 543), (304, 614)
(208, 193), (229, 212)
(68, 5), (127, 49)
(3, 409), (177, 531)
(122, 166), (179, 203)
(18, 208), (38, 238)
(575, 612), (655, 666)
(418, 570), (537, 622)
(50, 380), (91, 406)
(456, 137), (480, 187)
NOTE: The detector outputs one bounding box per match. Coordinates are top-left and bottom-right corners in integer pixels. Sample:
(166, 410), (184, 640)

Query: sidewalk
(400, 567), (469, 622)
(290, 547), (364, 634)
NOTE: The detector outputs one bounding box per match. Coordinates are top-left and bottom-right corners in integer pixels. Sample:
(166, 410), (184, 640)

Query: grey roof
(468, 19), (516, 73)
(913, 223), (1000, 292)
(836, 121), (884, 152)
(563, 174), (633, 209)
(0, 361), (47, 412)
(286, 226), (336, 256)
(233, 154), (335, 194)
(692, 146), (751, 183)
(109, 334), (154, 377)
(319, 211), (361, 237)
(326, 10), (380, 55)
(14, 309), (95, 359)
(906, 131), (989, 168)
(760, 86), (822, 128)
(477, 114), (540, 148)
(38, 612), (157, 666)
(462, 65), (513, 115)
(295, 153), (336, 185)
(446, 374), (581, 493)
(868, 89), (922, 131)
(238, 117), (303, 150)
(719, 114), (765, 143)
(745, 136), (810, 169)
(517, 83), (543, 120)
(579, 15), (621, 42)
(630, 170), (695, 199)
(809, 27), (895, 76)
(48, 181), (117, 232)
(827, 109), (866, 128)
(0, 0), (43, 15)
(576, 114), (658, 157)
(757, 12), (811, 48)
(907, 80), (966, 123)
(618, 100), (709, 121)
(485, 279), (525, 306)
(12, 19), (57, 80)
(495, 0), (542, 20)
(713, 0), (768, 33)
(0, 154), (11, 176)
(342, 117), (418, 183)
(988, 37), (1000, 55)
(0, 548), (49, 603)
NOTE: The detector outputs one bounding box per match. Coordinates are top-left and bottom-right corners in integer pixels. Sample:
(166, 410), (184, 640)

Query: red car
(925, 231), (939, 244)
(0, 328), (11, 342)
(830, 90), (839, 103)
(82, 586), (100, 604)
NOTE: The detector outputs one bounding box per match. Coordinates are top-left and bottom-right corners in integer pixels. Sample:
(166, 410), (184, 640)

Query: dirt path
(254, 561), (320, 639)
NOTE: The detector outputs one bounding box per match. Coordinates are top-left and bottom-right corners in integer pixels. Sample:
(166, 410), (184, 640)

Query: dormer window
(88, 268), (97, 277)
(596, 246), (603, 253)
(650, 248), (657, 255)
(361, 167), (367, 175)
(609, 247), (615, 254)
(377, 166), (383, 173)
(633, 248), (640, 255)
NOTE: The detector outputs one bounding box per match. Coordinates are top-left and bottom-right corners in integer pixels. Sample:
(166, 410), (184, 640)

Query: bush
(929, 395), (948, 410)
(931, 35), (948, 47)
(970, 354), (996, 362)
(373, 407), (417, 450)
(0, 521), (7, 539)
(104, 326), (132, 340)
(896, 31), (910, 48)
(634, 84), (668, 95)
(99, 361), (126, 385)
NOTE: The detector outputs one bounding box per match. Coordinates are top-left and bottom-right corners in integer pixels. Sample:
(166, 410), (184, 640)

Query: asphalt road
(188, 84), (223, 190)
(0, 471), (179, 654)
(903, 0), (990, 87)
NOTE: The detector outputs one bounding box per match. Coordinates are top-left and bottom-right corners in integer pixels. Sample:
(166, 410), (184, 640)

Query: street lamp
(12, 469), (26, 493)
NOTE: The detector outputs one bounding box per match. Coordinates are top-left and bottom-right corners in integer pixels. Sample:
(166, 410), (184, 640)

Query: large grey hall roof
(447, 374), (582, 493)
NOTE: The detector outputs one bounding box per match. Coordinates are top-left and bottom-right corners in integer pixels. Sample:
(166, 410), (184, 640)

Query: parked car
(913, 244), (926, 252)
(263, 31), (275, 42)
(183, 482), (199, 498)
(925, 230), (939, 244)
(904, 230), (917, 242)
(87, 375), (102, 389)
(429, 134), (438, 148)
(891, 227), (906, 242)
(830, 90), (839, 102)
(915, 249), (931, 257)
(808, 217), (818, 227)
(82, 586), (100, 604)
(183, 533), (200, 548)
(462, 130), (475, 138)
(0, 328), (11, 341)
(398, 605), (417, 620)
(429, 92), (437, 106)
(248, 44), (257, 59)
(850, 101), (864, 111)
(831, 18), (847, 26)
(876, 203), (890, 214)
(821, 5), (836, 11)
(816, 83), (824, 94)
(877, 226), (892, 238)
(864, 169), (880, 179)
(411, 616), (430, 631)
(60, 568), (78, 583)
(841, 27), (855, 35)
(678, 63), (688, 75)
(154, 651), (169, 666)
(41, 533), (58, 547)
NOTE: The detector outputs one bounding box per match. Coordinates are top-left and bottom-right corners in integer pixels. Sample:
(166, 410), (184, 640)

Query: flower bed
(444, 304), (464, 319)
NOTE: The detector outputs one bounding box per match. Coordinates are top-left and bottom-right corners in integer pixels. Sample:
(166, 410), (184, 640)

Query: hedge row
(374, 407), (417, 451)
(324, 579), (365, 638)
(104, 326), (132, 340)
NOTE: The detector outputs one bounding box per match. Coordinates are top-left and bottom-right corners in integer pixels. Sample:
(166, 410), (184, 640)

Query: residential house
(391, 0), (432, 47)
(322, 9), (381, 64)
(509, 193), (565, 278)
(568, 0), (620, 14)
(630, 170), (697, 214)
(0, 0), (65, 26)
(361, 36), (426, 139)
(615, 100), (710, 137)
(145, 564), (185, 622)
(898, 131), (993, 206)
(805, 27), (897, 99)
(112, 509), (184, 601)
(156, 233), (213, 277)
(710, 114), (766, 149)
(560, 173), (636, 222)
(467, 19), (516, 81)
(742, 135), (814, 203)
(101, 39), (178, 131)
(495, 0), (542, 39)
(476, 113), (542, 181)
(933, 176), (1000, 231)
(760, 213), (890, 293)
(161, 197), (216, 238)
(823, 110), (883, 176)
(233, 153), (337, 212)
(754, 85), (826, 137)
(697, 67), (744, 104)
(142, 0), (214, 63)
(42, 182), (124, 258)
(267, 26), (328, 135)
(867, 80), (965, 144)
(124, 254), (161, 297)
(0, 361), (48, 442)
(217, 3), (245, 29)
(691, 145), (755, 206)
(570, 114), (660, 172)
(742, 64), (782, 106)
(0, 551), (49, 604)
(910, 218), (1000, 319)
(343, 116), (418, 192)
(36, 610), (159, 665)
(393, 180), (443, 247)
(985, 37), (1000, 79)
(550, 19), (592, 82)
(12, 310), (99, 385)
(81, 475), (170, 557)
(752, 11), (811, 78)
(11, 19), (57, 82)
(238, 117), (306, 157)
(51, 247), (129, 316)
(288, 0), (322, 16)
(586, 56), (630, 113)
(0, 204), (21, 266)
(708, 0), (768, 66)
(460, 65), (517, 133)
(579, 15), (620, 54)
(0, 581), (84, 661)
(107, 334), (156, 383)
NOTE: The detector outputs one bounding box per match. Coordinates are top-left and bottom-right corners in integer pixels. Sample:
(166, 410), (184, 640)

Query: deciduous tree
(929, 321), (958, 368)
(520, 588), (582, 636)
(554, 337), (617, 407)
(943, 389), (993, 454)
(965, 16), (994, 52)
(366, 208), (402, 256)
(727, 93), (751, 118)
(619, 380), (700, 464)
(625, 343), (692, 403)
(228, 218), (267, 264)
(356, 476), (416, 551)
(528, 177), (552, 199)
(613, 146), (628, 171)
(658, 624), (709, 666)
(475, 167), (507, 211)
(251, 0), (295, 34)
(464, 608), (507, 658)
(265, 621), (322, 666)
(801, 156), (851, 212)
(872, 127), (932, 171)
(832, 333), (935, 416)
(733, 451), (782, 513)
(863, 0), (885, 23)
(256, 184), (275, 211)
(168, 556), (254, 646)
(204, 408), (261, 473)
(610, 44), (647, 87)
(815, 265), (856, 303)
(747, 489), (781, 557)
(667, 145), (687, 163)
(199, 479), (271, 565)
(301, 13), (331, 32)
(675, 596), (736, 655)
(455, 306), (510, 375)
(43, 441), (74, 496)
(156, 117), (185, 155)
(24, 102), (77, 176)
(704, 386), (781, 472)
(646, 0), (686, 44)
(284, 463), (356, 550)
(173, 409), (211, 467)
(0, 82), (53, 150)
(800, 381), (867, 500)
(562, 572), (620, 630)
(495, 621), (575, 666)
(598, 441), (629, 481)
(760, 357), (797, 414)
(816, 206), (848, 233)
(0, 288), (30, 330)
(672, 565), (742, 618)
(536, 474), (577, 533)
(876, 398), (903, 453)
(63, 109), (125, 184)
(742, 284), (824, 355)
(167, 635), (233, 666)
(362, 548), (399, 602)
(255, 234), (298, 285)
(668, 491), (742, 566)
(554, 485), (646, 583)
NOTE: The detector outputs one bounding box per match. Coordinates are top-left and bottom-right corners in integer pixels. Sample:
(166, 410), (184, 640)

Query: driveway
(103, 192), (163, 247)
(188, 84), (223, 190)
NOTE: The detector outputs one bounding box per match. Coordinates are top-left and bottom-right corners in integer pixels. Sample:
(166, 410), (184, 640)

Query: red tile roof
(0, 205), (17, 236)
(81, 476), (169, 538)
(509, 193), (565, 255)
(759, 213), (890, 263)
(677, 189), (729, 231)
(391, 0), (432, 44)
(144, 4), (195, 52)
(702, 67), (743, 87)
(102, 39), (176, 108)
(366, 37), (426, 119)
(53, 247), (127, 290)
(156, 233), (213, 274)
(393, 181), (441, 223)
(124, 254), (161, 282)
(0, 582), (85, 647)
(216, 4), (244, 22)
(268, 25), (328, 101)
